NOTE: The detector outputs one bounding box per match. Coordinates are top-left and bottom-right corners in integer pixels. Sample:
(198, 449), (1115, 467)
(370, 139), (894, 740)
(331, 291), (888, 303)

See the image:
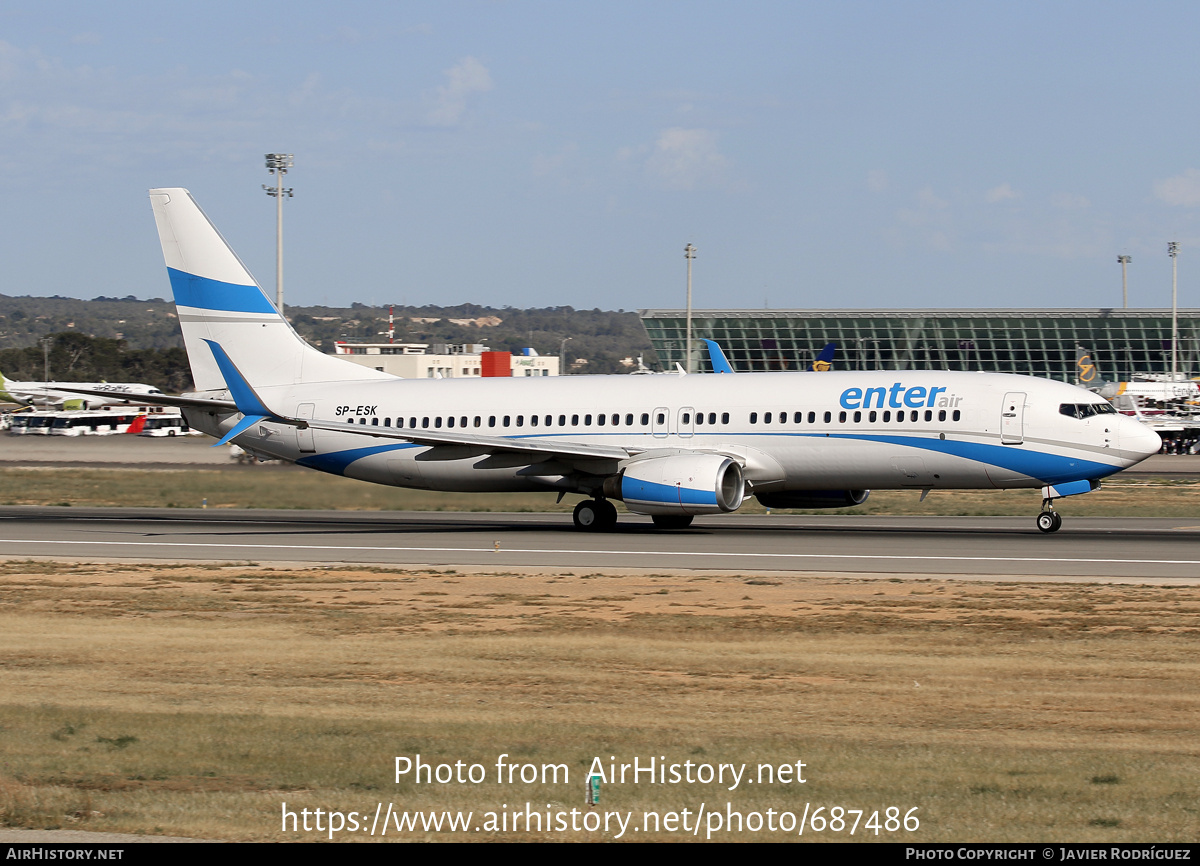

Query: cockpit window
(1059, 402), (1117, 419)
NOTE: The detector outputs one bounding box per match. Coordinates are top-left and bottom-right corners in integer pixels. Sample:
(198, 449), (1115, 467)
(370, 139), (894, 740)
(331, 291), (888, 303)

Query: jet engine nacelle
(756, 490), (870, 509)
(613, 454), (745, 516)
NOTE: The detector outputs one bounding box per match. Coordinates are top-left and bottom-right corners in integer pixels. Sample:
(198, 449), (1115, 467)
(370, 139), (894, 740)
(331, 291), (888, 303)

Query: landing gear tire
(652, 514), (694, 530)
(1036, 511), (1062, 533)
(596, 499), (618, 530)
(574, 499), (618, 531)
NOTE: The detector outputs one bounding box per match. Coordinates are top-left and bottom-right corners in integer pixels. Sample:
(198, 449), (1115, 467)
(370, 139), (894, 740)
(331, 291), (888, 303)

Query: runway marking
(2, 538), (1200, 566)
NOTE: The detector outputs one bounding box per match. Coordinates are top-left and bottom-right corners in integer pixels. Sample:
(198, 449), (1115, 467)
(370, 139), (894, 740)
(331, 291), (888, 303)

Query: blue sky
(3, 1), (1200, 312)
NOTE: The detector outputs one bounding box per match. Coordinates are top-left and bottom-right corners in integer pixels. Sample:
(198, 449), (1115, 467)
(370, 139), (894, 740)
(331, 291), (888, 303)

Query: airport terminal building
(639, 309), (1200, 381)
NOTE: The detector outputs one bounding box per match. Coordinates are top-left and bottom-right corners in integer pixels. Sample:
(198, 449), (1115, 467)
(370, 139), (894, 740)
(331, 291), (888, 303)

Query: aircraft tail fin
(809, 342), (836, 372)
(701, 339), (735, 373)
(1076, 345), (1120, 399)
(148, 188), (392, 393)
(1075, 345), (1101, 387)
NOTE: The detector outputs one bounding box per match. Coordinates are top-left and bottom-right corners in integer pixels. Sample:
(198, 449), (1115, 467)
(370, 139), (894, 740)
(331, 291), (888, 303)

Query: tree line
(0, 295), (660, 390)
(0, 332), (193, 392)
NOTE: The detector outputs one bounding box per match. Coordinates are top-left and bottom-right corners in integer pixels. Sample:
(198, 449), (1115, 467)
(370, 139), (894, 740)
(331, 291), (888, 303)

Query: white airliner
(0, 370), (164, 409)
(1075, 346), (1200, 404)
(64, 189), (1163, 534)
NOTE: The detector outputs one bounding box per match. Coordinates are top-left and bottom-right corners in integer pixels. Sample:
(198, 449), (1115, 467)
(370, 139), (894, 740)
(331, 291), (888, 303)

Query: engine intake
(612, 454), (745, 516)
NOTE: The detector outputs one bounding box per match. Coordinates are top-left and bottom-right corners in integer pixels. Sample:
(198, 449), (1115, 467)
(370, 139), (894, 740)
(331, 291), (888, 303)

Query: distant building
(639, 308), (1200, 381)
(331, 342), (560, 378)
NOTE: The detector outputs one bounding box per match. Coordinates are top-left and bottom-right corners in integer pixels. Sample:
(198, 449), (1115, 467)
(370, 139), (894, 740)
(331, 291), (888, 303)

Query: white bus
(48, 411), (140, 436)
(9, 411), (63, 435)
(136, 413), (198, 436)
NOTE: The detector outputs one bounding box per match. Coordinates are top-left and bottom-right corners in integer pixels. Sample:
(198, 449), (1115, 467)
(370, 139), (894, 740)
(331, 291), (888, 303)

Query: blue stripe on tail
(167, 268), (277, 314)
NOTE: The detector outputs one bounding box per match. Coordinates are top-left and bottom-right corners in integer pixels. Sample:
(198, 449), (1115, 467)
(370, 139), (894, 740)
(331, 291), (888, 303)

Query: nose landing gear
(1036, 501), (1063, 533)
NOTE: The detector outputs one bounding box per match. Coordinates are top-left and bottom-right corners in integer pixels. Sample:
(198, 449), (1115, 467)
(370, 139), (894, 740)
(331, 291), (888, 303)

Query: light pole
(1168, 242), (1179, 380)
(263, 153), (294, 314)
(684, 243), (697, 373)
(559, 336), (572, 375)
(1117, 254), (1131, 309)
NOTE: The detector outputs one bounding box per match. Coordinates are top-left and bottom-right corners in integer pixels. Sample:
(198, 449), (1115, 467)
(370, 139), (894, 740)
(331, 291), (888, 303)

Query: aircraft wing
(302, 418), (638, 461)
(46, 385), (238, 412)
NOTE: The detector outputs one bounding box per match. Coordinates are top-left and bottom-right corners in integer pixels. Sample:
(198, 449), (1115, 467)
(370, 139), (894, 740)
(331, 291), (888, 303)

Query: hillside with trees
(0, 295), (658, 391)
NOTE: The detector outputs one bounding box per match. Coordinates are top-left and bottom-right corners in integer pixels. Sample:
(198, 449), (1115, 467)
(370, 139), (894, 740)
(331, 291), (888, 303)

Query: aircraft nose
(1121, 416), (1162, 460)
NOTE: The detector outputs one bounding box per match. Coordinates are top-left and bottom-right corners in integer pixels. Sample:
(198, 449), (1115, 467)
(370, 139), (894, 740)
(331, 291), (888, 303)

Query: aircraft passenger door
(652, 406), (669, 438)
(1000, 392), (1025, 445)
(678, 406), (695, 439)
(296, 402), (316, 453)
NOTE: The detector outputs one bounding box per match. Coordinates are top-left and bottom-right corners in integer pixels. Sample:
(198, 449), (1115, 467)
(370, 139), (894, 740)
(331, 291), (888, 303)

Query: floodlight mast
(1117, 255), (1131, 309)
(263, 153), (294, 314)
(1168, 242), (1179, 381)
(684, 243), (697, 373)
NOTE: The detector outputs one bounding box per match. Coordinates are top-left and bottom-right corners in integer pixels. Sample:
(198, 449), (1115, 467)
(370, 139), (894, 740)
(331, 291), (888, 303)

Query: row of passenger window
(348, 412), (663, 429)
(344, 407), (962, 429)
(750, 409), (962, 424)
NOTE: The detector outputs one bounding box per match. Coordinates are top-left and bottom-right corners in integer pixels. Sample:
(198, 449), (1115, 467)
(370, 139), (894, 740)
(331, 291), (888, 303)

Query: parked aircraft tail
(1074, 345), (1120, 398)
(148, 188), (391, 393)
(1075, 345), (1102, 387)
(809, 342), (836, 372)
(701, 339), (735, 373)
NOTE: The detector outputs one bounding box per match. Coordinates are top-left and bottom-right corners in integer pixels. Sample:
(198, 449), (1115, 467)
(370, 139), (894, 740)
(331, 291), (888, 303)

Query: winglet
(202, 339), (274, 418)
(701, 339), (735, 374)
(202, 339), (277, 447)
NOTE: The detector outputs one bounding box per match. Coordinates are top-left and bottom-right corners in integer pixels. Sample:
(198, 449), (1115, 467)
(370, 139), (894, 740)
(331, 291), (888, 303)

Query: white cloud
(915, 187), (948, 210)
(643, 127), (728, 190)
(427, 56), (493, 126)
(1051, 192), (1090, 209)
(894, 187), (953, 251)
(532, 142), (578, 178)
(985, 183), (1020, 203)
(1154, 168), (1200, 206)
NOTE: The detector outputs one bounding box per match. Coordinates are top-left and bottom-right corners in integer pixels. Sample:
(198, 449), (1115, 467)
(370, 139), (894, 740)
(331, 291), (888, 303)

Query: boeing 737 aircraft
(0, 370), (163, 409)
(64, 189), (1163, 534)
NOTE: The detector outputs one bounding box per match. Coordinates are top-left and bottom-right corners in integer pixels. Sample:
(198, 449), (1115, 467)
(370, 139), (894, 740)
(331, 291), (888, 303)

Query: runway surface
(1, 506), (1198, 582)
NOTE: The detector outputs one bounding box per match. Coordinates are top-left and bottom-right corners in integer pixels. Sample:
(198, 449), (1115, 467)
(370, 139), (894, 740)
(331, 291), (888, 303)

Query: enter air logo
(839, 384), (963, 410)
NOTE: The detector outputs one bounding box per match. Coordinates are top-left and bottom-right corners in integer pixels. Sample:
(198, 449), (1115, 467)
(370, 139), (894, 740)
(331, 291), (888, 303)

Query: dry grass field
(1, 560), (1198, 842)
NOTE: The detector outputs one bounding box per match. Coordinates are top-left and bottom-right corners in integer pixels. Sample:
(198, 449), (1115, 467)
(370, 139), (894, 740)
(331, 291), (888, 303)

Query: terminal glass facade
(639, 309), (1200, 382)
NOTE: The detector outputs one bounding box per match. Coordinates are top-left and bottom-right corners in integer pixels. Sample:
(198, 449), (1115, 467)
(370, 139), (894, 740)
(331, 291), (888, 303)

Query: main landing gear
(1036, 501), (1063, 534)
(570, 498), (696, 532)
(573, 498), (618, 531)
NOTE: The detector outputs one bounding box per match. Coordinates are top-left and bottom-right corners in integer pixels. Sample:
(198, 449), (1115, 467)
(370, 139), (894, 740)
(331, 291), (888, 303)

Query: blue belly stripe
(297, 443), (418, 475)
(828, 433), (1117, 482)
